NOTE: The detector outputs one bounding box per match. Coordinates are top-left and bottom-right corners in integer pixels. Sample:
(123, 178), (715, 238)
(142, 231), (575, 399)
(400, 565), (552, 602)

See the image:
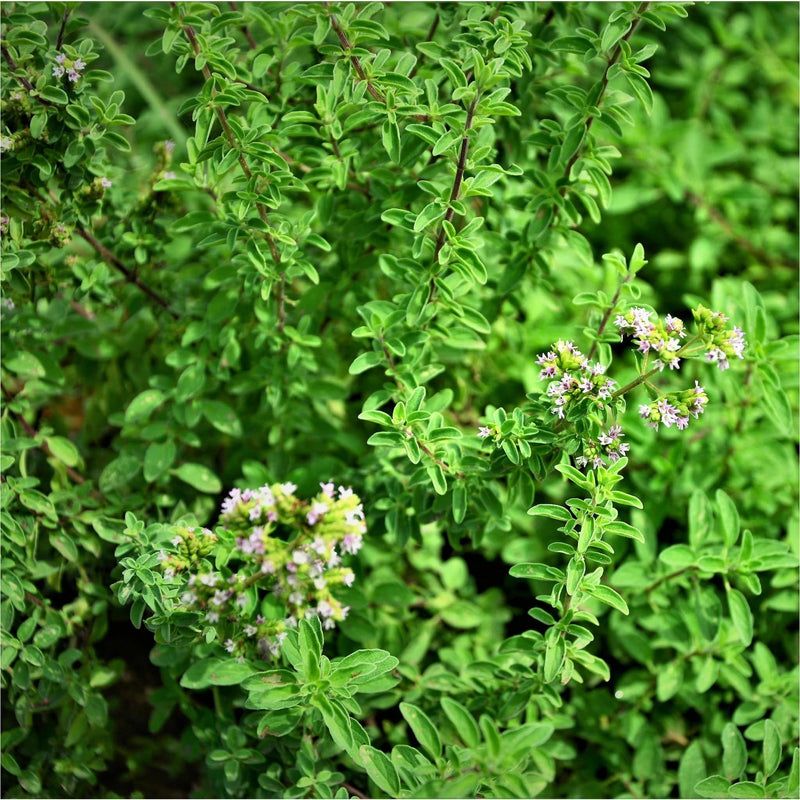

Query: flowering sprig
(535, 340), (617, 420)
(506, 305), (745, 473)
(692, 305), (746, 370)
(614, 307), (686, 371)
(52, 52), (86, 83)
(158, 481), (365, 662)
(638, 381), (709, 431)
(615, 305), (745, 373)
(575, 425), (631, 469)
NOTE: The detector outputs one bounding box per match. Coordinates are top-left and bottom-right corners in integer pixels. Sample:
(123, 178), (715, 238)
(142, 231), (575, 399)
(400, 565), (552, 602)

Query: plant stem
(87, 20), (187, 146)
(227, 0), (257, 49)
(171, 3), (287, 332)
(326, 5), (387, 104)
(56, 9), (70, 50)
(685, 190), (798, 271)
(587, 275), (632, 361)
(1, 46), (54, 106)
(75, 228), (179, 318)
(560, 2), (649, 194)
(429, 95), (479, 303)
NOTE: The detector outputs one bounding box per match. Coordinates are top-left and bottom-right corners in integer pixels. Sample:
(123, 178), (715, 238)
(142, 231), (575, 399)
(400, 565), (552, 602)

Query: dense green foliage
(1, 2), (798, 798)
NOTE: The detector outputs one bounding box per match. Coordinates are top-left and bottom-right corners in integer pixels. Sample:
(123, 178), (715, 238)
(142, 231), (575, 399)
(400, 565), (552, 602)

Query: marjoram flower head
(614, 307), (686, 371)
(535, 340), (616, 420)
(158, 480), (365, 662)
(52, 52), (87, 83)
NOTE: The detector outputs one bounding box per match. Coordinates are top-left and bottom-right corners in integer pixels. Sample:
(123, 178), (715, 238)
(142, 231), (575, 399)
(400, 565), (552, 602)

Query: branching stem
(587, 275), (632, 361)
(429, 96), (479, 303)
(172, 3), (286, 332)
(326, 5), (387, 104)
(560, 2), (649, 194)
(75, 228), (179, 318)
(1, 46), (54, 106)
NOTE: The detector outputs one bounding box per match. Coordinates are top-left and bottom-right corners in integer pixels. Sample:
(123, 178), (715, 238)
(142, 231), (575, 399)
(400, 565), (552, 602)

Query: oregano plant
(1, 2), (797, 799)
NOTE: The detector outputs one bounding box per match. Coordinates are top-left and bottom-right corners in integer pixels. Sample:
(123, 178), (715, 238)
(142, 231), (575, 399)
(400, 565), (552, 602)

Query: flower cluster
(52, 53), (86, 83)
(575, 425), (631, 469)
(692, 305), (746, 370)
(159, 481), (365, 662)
(615, 305), (746, 372)
(157, 526), (218, 577)
(638, 381), (709, 431)
(0, 135), (13, 153)
(614, 307), (687, 371)
(536, 340), (617, 420)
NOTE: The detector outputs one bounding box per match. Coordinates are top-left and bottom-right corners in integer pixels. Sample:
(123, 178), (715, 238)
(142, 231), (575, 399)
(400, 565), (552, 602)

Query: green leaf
(331, 649), (397, 685)
(44, 436), (80, 467)
(367, 431), (404, 447)
(406, 386), (426, 413)
(382, 119), (401, 163)
(659, 544), (696, 568)
(528, 504), (573, 521)
(716, 489), (740, 547)
(608, 490), (643, 509)
(315, 695), (353, 752)
(19, 489), (57, 520)
(143, 440), (176, 482)
(200, 400), (242, 437)
(358, 410), (393, 426)
(604, 521), (644, 542)
(38, 85), (69, 104)
(181, 658), (256, 689)
(99, 455), (140, 493)
(555, 463), (589, 488)
(440, 697), (480, 748)
(509, 562), (565, 582)
(360, 745), (401, 797)
(298, 618), (322, 682)
(727, 782), (765, 799)
(566, 556), (586, 595)
(426, 463), (447, 495)
(722, 722), (747, 782)
(727, 588), (753, 646)
(414, 201), (444, 232)
(679, 740), (707, 799)
(349, 351), (383, 375)
(763, 719), (782, 778)
(173, 463), (222, 494)
(656, 660), (684, 702)
(695, 586), (723, 640)
(586, 584), (629, 615)
(400, 702), (441, 760)
(125, 389), (166, 423)
(623, 70), (654, 113)
(787, 747), (799, 796)
(452, 483), (467, 523)
(4, 352), (45, 378)
(432, 128), (462, 157)
(543, 630), (566, 683)
(243, 670), (302, 711)
(49, 531), (78, 562)
(176, 363), (205, 402)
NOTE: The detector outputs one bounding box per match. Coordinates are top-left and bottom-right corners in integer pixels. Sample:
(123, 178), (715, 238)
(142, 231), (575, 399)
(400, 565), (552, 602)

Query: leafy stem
(610, 335), (707, 399)
(1, 46), (54, 106)
(429, 95), (480, 303)
(325, 4), (386, 104)
(171, 3), (286, 332)
(75, 228), (179, 318)
(586, 274), (632, 361)
(561, 1), (650, 193)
